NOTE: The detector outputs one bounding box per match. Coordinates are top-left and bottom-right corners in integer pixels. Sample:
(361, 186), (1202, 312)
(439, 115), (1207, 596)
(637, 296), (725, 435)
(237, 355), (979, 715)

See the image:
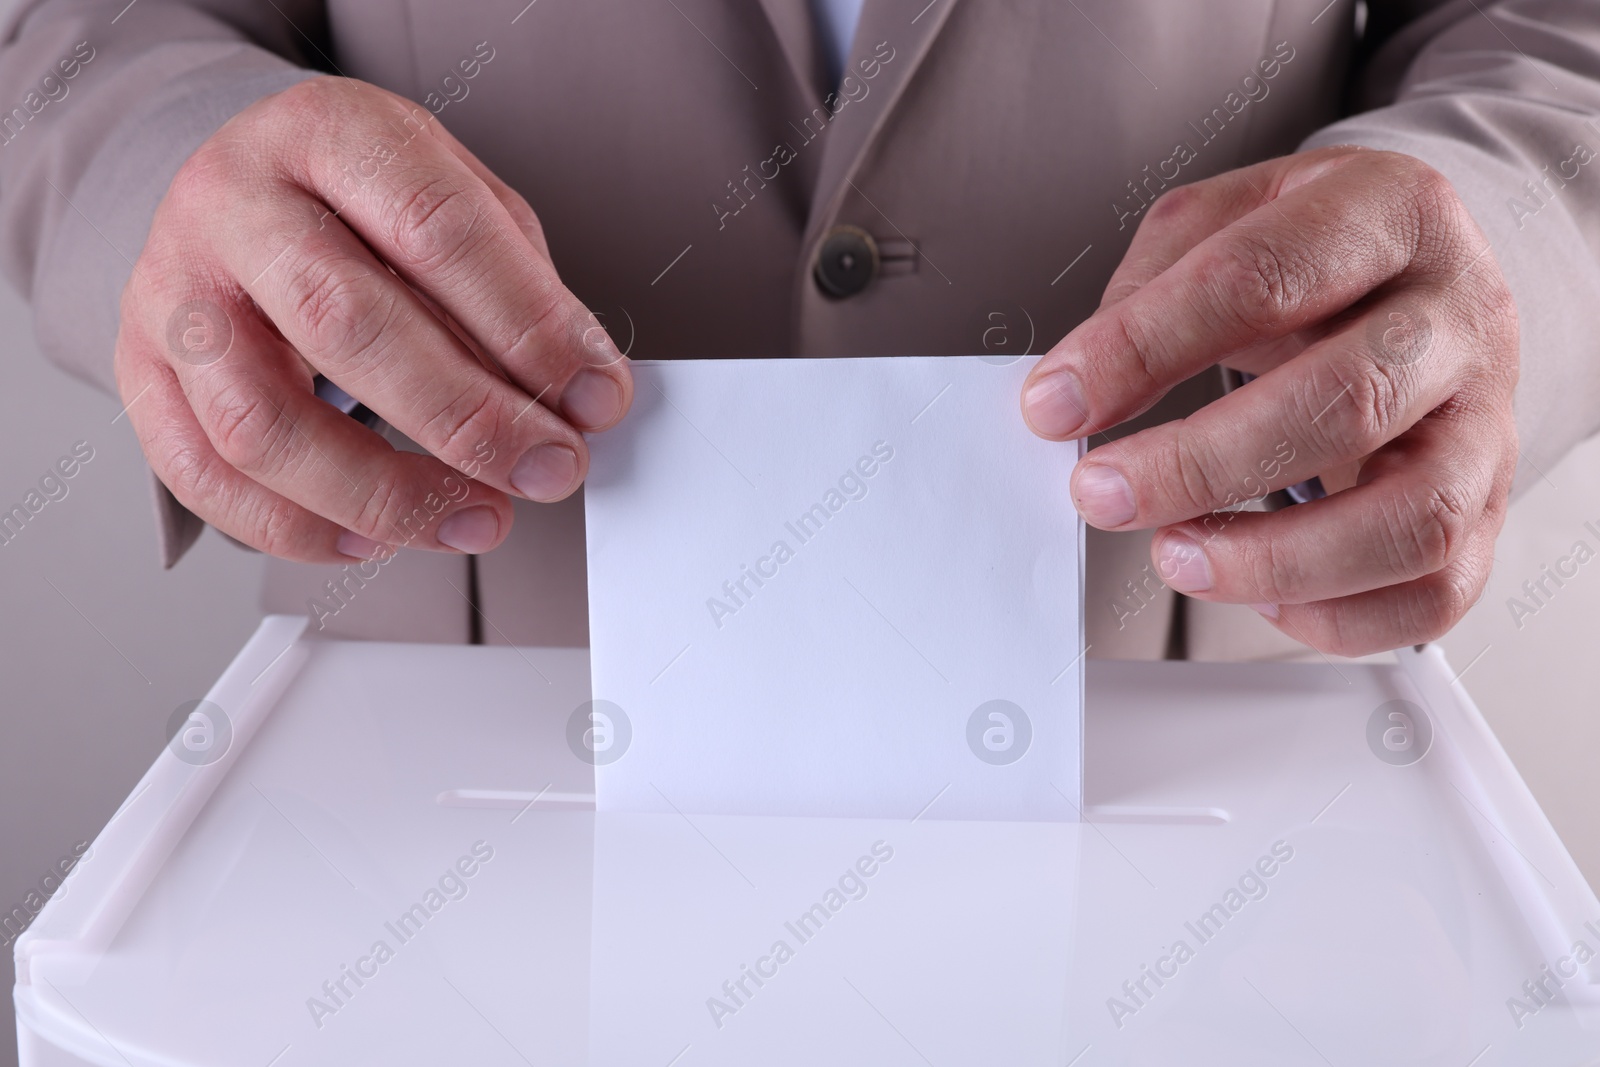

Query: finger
(1023, 150), (1471, 441)
(285, 87), (631, 430)
(388, 142), (627, 382)
(1068, 290), (1468, 530)
(120, 351), (377, 563)
(166, 302), (517, 555)
(1260, 520), (1500, 657)
(221, 187), (592, 505)
(429, 119), (552, 262)
(1099, 154), (1310, 309)
(1145, 407), (1509, 605)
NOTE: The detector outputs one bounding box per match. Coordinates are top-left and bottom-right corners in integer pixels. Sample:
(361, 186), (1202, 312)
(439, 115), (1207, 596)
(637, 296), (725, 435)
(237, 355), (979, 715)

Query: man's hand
(1022, 147), (1519, 656)
(116, 76), (632, 562)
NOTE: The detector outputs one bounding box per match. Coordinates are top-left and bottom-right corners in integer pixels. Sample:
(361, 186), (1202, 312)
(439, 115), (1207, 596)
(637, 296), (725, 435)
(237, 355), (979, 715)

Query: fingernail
(1251, 602), (1280, 620)
(437, 505), (501, 554)
(1156, 531), (1212, 593)
(1074, 464), (1136, 527)
(511, 442), (580, 501)
(1022, 370), (1088, 438)
(560, 368), (623, 429)
(336, 530), (390, 560)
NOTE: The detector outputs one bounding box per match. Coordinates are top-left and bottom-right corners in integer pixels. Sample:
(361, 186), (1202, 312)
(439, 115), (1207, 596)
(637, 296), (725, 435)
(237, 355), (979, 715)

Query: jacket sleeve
(1301, 0), (1600, 494)
(0, 0), (323, 562)
(0, 0), (323, 392)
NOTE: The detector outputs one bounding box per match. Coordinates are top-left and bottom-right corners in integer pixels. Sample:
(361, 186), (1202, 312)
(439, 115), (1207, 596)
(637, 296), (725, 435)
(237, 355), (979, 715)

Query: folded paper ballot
(583, 356), (1084, 820)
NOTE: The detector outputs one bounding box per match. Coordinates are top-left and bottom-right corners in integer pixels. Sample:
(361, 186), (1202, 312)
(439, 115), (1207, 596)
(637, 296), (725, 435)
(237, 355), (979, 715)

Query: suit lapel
(754, 0), (831, 104)
(802, 0), (962, 246)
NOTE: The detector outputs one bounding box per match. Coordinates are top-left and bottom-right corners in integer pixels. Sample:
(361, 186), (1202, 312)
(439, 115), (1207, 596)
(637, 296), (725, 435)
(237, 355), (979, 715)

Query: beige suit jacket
(2, 0), (1598, 656)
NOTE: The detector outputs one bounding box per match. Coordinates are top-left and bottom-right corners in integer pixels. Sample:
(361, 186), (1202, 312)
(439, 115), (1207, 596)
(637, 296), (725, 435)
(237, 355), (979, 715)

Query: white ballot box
(14, 616), (1600, 1066)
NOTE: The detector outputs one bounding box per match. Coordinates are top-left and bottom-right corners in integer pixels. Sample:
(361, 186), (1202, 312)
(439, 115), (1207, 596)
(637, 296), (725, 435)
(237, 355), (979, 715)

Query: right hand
(115, 76), (633, 562)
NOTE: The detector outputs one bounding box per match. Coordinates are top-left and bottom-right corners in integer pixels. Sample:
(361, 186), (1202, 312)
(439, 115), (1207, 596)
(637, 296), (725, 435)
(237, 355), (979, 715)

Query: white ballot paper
(583, 356), (1084, 821)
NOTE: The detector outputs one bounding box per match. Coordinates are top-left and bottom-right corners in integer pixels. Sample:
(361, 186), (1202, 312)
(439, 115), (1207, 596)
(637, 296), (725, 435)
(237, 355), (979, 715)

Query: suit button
(813, 225), (879, 298)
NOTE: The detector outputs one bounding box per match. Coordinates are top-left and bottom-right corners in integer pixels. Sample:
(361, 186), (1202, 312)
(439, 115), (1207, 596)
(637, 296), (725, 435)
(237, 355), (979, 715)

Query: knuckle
(1371, 150), (1450, 214)
(286, 249), (401, 366)
(1244, 532), (1307, 605)
(166, 142), (233, 213)
(1390, 155), (1467, 267)
(350, 472), (411, 540)
(1216, 231), (1316, 333)
(252, 496), (313, 559)
(236, 77), (364, 181)
(1368, 482), (1462, 580)
(1100, 310), (1168, 397)
(1164, 426), (1230, 515)
(420, 385), (503, 463)
(268, 76), (362, 136)
(1304, 353), (1399, 459)
(384, 174), (483, 271)
(1142, 183), (1200, 227)
(1299, 558), (1478, 659)
(206, 382), (297, 476)
(1399, 155), (1454, 214)
(1406, 566), (1476, 643)
(161, 440), (312, 560)
(500, 284), (582, 375)
(1406, 481), (1474, 574)
(159, 438), (219, 508)
(1099, 273), (1148, 308)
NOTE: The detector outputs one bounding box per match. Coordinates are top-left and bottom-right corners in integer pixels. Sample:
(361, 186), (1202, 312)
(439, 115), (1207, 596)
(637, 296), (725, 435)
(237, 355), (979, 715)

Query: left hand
(1022, 146), (1520, 656)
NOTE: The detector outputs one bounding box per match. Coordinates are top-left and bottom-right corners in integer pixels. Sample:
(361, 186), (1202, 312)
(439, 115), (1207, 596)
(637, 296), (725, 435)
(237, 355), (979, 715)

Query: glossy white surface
(14, 621), (1600, 1065)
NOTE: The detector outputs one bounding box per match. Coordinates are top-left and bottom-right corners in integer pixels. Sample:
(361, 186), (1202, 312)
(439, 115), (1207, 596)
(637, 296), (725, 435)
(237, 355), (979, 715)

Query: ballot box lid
(14, 616), (1600, 1066)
